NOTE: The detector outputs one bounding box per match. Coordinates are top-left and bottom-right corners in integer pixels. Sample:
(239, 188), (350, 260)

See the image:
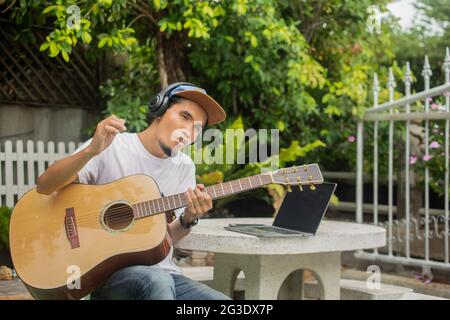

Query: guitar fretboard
(131, 173), (273, 219)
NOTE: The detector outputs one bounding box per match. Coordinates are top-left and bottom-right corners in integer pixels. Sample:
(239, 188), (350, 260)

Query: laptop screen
(273, 182), (337, 234)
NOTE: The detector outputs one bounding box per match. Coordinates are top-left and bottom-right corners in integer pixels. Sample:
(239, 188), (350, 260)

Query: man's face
(156, 99), (207, 157)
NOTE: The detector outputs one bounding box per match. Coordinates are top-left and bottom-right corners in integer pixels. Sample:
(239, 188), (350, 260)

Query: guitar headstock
(271, 163), (323, 191)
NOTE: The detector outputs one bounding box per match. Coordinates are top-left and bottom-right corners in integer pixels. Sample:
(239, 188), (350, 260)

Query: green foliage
(4, 0), (419, 205)
(96, 42), (160, 135)
(187, 116), (325, 207)
(408, 96), (450, 197)
(0, 206), (13, 250)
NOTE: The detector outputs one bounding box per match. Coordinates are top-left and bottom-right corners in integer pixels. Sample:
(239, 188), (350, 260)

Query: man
(36, 83), (230, 300)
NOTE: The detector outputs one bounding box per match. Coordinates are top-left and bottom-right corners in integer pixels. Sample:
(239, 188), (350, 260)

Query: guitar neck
(131, 173), (273, 219)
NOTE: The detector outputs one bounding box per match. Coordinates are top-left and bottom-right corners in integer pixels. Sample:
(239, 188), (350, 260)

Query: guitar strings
(75, 179), (260, 222)
(74, 198), (187, 225)
(75, 207), (161, 225)
(71, 179), (271, 225)
(74, 197), (185, 222)
(73, 195), (183, 220)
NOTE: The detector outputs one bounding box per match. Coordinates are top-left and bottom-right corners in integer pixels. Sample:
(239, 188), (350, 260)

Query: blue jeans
(90, 265), (231, 300)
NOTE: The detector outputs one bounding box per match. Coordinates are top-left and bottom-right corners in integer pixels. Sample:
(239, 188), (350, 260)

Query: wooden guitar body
(9, 174), (171, 300)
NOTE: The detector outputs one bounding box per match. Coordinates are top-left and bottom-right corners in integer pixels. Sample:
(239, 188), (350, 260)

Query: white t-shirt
(72, 132), (196, 274)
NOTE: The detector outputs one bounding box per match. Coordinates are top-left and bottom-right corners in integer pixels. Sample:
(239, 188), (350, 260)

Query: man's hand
(183, 184), (212, 224)
(86, 114), (126, 156)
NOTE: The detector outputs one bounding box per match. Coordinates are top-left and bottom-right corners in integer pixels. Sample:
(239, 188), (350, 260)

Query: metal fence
(355, 48), (450, 272)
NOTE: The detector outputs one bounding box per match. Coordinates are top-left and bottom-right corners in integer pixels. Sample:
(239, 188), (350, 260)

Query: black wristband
(180, 211), (198, 229)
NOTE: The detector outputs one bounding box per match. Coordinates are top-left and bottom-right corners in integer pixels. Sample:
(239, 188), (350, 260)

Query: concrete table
(176, 218), (386, 300)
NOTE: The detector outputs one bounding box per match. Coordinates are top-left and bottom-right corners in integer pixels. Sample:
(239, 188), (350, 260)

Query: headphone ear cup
(148, 93), (163, 117)
(152, 94), (170, 117)
(148, 82), (196, 119)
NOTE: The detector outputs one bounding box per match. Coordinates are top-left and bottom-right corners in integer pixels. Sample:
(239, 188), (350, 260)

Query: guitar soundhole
(103, 203), (135, 231)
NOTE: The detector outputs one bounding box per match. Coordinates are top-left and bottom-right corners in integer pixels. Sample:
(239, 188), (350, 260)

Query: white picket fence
(0, 140), (83, 207)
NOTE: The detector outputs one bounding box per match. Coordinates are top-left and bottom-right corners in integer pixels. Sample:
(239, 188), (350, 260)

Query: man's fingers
(194, 187), (205, 202)
(194, 187), (211, 211)
(185, 189), (193, 208)
(190, 188), (202, 213)
(104, 125), (119, 134)
(108, 119), (127, 131)
(186, 188), (200, 214)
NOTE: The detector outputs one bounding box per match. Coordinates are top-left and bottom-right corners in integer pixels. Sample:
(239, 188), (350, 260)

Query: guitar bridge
(65, 207), (80, 249)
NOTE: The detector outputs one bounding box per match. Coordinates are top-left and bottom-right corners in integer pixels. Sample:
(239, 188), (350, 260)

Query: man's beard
(159, 140), (176, 157)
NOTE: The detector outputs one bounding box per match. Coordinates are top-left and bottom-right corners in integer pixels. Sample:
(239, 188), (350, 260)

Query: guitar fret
(157, 199), (161, 212)
(152, 200), (156, 214)
(147, 201), (152, 213)
(221, 183), (225, 196)
(178, 194), (183, 207)
(212, 185), (217, 198)
(138, 203), (143, 218)
(248, 176), (253, 188)
(238, 179), (243, 191)
(143, 202), (147, 215)
(170, 196), (175, 209)
(143, 202), (148, 217)
(258, 175), (263, 186)
(166, 197), (170, 211)
(229, 182), (234, 193)
(134, 204), (139, 218)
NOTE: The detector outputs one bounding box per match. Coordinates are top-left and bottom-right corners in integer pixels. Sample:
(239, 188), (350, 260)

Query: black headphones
(148, 82), (197, 118)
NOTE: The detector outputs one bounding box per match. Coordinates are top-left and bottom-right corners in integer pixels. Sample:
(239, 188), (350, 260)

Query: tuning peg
(287, 185), (292, 192)
(309, 184), (316, 190)
(298, 184), (303, 192)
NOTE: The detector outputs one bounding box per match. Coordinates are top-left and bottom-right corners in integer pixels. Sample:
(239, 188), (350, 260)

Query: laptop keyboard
(253, 226), (305, 235)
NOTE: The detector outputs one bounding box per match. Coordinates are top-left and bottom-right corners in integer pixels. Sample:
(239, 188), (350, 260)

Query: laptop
(225, 182), (337, 237)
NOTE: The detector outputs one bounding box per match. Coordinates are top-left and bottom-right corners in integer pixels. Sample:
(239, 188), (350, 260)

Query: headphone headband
(148, 82), (196, 118)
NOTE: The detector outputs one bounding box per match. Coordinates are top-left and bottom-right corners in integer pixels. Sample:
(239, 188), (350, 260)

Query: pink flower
(348, 135), (356, 143)
(431, 103), (440, 110)
(426, 97), (433, 102)
(430, 141), (441, 149)
(432, 128), (440, 134)
(423, 154), (433, 162)
(410, 156), (417, 164)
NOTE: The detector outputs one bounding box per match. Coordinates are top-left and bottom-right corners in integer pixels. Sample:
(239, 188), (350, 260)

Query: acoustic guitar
(9, 163), (323, 299)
